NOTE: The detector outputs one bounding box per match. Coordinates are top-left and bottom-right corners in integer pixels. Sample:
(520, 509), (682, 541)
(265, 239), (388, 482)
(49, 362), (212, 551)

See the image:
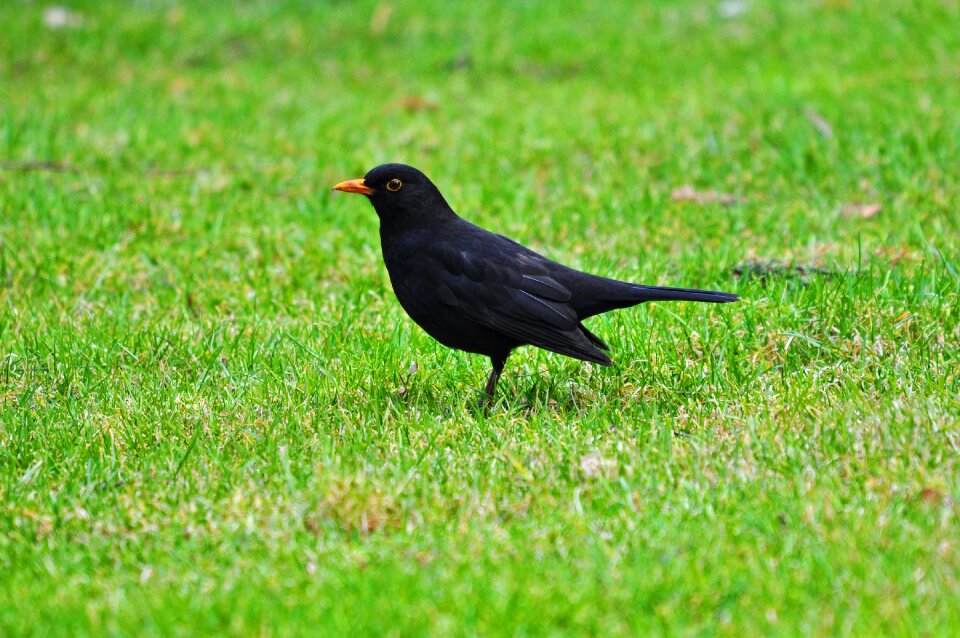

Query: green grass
(2, 0), (959, 635)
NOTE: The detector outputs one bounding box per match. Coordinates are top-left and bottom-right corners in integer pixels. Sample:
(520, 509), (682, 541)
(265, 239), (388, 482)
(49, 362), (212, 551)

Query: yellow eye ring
(386, 178), (402, 192)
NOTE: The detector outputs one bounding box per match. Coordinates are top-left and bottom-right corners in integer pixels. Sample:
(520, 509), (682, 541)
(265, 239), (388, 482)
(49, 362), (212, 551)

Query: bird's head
(333, 163), (453, 223)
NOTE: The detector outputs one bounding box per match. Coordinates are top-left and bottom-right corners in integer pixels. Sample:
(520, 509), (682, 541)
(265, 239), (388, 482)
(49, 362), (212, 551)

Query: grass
(1, 0), (959, 635)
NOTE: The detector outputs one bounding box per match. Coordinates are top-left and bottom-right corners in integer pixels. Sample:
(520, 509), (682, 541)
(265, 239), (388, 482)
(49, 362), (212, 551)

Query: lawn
(1, 0), (958, 635)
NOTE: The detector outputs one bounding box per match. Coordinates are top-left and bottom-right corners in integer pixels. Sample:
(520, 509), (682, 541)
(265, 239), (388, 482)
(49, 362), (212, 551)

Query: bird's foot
(477, 393), (493, 414)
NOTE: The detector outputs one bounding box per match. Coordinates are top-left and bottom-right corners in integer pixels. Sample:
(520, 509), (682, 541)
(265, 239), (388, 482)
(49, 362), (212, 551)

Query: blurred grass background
(1, 0), (959, 635)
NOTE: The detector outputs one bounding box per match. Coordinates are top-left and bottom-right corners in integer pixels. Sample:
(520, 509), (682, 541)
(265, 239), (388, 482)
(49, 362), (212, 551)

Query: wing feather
(429, 240), (610, 365)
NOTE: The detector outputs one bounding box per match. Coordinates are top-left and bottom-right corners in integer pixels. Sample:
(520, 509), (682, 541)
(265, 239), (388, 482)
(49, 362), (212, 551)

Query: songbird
(334, 163), (737, 401)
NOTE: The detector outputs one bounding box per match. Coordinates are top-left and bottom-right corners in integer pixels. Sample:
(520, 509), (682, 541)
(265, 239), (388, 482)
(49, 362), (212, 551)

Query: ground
(1, 0), (958, 635)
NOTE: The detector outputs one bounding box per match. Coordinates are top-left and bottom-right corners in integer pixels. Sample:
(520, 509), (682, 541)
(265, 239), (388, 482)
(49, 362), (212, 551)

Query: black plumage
(334, 163), (737, 400)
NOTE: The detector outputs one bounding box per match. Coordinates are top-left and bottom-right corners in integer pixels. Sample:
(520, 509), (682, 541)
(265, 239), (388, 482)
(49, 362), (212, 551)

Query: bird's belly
(386, 266), (514, 357)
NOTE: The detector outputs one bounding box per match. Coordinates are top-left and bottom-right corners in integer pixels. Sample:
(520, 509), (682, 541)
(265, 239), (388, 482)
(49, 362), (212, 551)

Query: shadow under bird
(334, 163), (738, 401)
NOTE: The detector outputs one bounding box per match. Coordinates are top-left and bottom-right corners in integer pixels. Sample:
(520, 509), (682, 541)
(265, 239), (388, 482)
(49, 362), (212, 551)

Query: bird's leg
(483, 367), (501, 397)
(480, 356), (506, 408)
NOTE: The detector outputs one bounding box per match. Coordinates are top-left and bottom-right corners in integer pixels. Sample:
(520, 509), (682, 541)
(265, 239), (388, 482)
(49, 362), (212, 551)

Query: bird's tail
(573, 277), (738, 318)
(628, 285), (738, 304)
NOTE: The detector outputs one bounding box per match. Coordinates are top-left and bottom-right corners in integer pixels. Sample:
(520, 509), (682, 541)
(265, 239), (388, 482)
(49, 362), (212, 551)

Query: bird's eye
(386, 178), (402, 192)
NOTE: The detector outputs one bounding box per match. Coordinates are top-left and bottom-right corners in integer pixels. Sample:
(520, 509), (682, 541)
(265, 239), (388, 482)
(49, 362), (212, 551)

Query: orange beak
(333, 178), (374, 195)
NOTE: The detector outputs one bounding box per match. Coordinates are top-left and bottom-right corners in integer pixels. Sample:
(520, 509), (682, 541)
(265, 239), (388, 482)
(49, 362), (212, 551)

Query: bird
(334, 163), (738, 402)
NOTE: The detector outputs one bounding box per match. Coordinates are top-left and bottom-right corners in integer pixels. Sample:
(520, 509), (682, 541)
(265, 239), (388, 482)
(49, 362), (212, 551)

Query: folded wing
(430, 240), (612, 365)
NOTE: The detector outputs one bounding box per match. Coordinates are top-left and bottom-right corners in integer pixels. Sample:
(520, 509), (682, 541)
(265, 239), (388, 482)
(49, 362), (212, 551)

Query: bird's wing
(429, 238), (612, 365)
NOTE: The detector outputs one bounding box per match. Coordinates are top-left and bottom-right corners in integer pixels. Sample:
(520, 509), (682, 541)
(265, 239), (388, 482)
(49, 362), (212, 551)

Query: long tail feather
(629, 285), (738, 303)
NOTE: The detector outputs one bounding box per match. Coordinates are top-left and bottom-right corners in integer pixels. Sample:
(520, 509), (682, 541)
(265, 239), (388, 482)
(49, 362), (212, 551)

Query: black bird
(334, 163), (737, 401)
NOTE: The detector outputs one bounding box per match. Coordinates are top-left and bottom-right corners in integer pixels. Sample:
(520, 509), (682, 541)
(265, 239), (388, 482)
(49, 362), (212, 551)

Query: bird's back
(379, 216), (619, 364)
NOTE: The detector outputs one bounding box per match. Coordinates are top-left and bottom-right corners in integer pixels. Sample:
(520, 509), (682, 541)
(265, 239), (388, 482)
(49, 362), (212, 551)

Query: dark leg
(483, 366), (501, 397)
(480, 356), (507, 407)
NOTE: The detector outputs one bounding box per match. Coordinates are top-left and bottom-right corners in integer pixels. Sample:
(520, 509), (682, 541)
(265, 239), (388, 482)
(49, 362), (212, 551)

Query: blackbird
(334, 163), (737, 401)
